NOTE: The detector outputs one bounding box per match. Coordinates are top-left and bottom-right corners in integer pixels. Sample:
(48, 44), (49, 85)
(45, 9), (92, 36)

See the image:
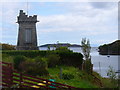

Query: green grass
(101, 78), (118, 88)
(39, 66), (98, 88)
(2, 53), (119, 88)
(2, 54), (14, 63)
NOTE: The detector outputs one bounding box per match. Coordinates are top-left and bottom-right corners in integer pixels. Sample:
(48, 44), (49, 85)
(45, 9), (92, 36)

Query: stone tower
(16, 10), (38, 50)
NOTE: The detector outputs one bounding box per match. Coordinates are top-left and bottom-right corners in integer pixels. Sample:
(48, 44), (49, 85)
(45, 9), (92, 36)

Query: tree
(81, 38), (92, 74)
(81, 38), (91, 60)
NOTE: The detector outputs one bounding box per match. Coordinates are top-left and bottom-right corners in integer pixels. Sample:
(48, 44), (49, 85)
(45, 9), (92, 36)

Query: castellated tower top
(17, 10), (38, 23)
(16, 10), (39, 50)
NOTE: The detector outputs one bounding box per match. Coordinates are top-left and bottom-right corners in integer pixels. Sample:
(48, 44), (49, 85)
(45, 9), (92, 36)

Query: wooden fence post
(46, 80), (49, 88)
(20, 72), (23, 88)
(9, 63), (13, 87)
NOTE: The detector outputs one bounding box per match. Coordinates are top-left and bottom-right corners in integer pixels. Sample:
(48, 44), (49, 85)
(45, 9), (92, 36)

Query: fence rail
(1, 61), (76, 89)
(91, 74), (103, 87)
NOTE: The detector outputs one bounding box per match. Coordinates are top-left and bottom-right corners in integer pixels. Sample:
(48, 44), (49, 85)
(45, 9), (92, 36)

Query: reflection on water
(39, 47), (119, 77)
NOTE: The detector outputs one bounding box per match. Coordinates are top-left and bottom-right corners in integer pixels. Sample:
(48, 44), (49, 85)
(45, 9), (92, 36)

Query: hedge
(2, 50), (83, 68)
(2, 50), (47, 58)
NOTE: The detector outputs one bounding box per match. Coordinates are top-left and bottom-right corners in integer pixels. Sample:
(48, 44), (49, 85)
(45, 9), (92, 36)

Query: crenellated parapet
(17, 10), (38, 23)
(16, 10), (39, 50)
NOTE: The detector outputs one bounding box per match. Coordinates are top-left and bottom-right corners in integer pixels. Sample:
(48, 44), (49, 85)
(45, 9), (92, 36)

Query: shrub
(62, 70), (74, 80)
(1, 43), (15, 50)
(23, 57), (49, 76)
(2, 54), (13, 63)
(55, 46), (72, 52)
(47, 54), (60, 67)
(107, 66), (117, 83)
(13, 55), (27, 71)
(58, 52), (83, 68)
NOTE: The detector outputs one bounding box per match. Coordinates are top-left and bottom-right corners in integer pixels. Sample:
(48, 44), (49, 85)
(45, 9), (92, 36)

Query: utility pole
(99, 62), (101, 76)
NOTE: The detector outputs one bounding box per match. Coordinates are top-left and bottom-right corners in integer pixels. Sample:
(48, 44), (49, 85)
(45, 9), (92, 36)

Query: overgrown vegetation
(46, 54), (60, 68)
(107, 66), (117, 86)
(0, 43), (15, 50)
(2, 43), (119, 88)
(23, 56), (49, 76)
(2, 50), (83, 68)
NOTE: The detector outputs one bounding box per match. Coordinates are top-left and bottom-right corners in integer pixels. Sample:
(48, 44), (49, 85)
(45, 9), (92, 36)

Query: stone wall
(16, 10), (38, 50)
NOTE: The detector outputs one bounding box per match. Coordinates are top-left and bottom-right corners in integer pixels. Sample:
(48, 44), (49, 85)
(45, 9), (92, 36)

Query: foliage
(23, 57), (49, 76)
(58, 52), (83, 68)
(81, 38), (91, 60)
(13, 55), (27, 72)
(2, 52), (118, 88)
(55, 46), (72, 52)
(2, 54), (13, 63)
(107, 66), (117, 82)
(81, 38), (92, 74)
(2, 50), (47, 58)
(13, 55), (49, 76)
(83, 60), (92, 74)
(47, 66), (98, 88)
(101, 78), (118, 88)
(62, 70), (74, 80)
(3, 50), (83, 68)
(46, 54), (60, 67)
(1, 43), (15, 50)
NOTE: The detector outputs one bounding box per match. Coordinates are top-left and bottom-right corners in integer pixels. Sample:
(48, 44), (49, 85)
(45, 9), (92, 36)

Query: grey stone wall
(16, 10), (39, 50)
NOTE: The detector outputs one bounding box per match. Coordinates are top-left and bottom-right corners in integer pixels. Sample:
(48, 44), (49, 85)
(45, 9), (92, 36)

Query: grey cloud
(90, 2), (117, 9)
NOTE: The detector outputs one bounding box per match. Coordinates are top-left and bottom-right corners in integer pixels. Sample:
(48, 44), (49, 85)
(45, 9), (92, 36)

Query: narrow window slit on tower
(25, 29), (32, 43)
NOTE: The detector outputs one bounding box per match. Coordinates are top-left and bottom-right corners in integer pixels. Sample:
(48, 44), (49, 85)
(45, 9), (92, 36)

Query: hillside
(98, 40), (120, 55)
(40, 43), (81, 47)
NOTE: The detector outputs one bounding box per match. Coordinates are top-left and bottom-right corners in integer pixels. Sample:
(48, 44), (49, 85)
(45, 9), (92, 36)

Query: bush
(2, 54), (13, 63)
(62, 70), (74, 80)
(1, 43), (15, 50)
(22, 57), (49, 76)
(58, 52), (83, 68)
(55, 46), (72, 52)
(47, 54), (60, 67)
(13, 55), (27, 71)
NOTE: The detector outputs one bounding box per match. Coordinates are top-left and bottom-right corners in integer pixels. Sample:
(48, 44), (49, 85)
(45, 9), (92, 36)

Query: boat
(107, 55), (110, 57)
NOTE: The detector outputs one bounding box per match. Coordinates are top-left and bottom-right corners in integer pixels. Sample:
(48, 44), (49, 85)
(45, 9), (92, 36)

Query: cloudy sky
(0, 1), (118, 46)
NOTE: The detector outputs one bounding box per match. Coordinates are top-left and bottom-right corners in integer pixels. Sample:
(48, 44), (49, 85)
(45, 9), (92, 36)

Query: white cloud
(1, 2), (118, 45)
(36, 2), (118, 45)
(37, 3), (117, 34)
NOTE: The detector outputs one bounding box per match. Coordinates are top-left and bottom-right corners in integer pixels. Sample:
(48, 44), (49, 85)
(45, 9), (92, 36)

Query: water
(39, 47), (119, 77)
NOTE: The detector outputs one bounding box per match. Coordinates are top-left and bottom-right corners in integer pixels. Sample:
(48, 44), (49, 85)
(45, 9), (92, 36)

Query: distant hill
(98, 40), (120, 55)
(40, 43), (81, 47)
